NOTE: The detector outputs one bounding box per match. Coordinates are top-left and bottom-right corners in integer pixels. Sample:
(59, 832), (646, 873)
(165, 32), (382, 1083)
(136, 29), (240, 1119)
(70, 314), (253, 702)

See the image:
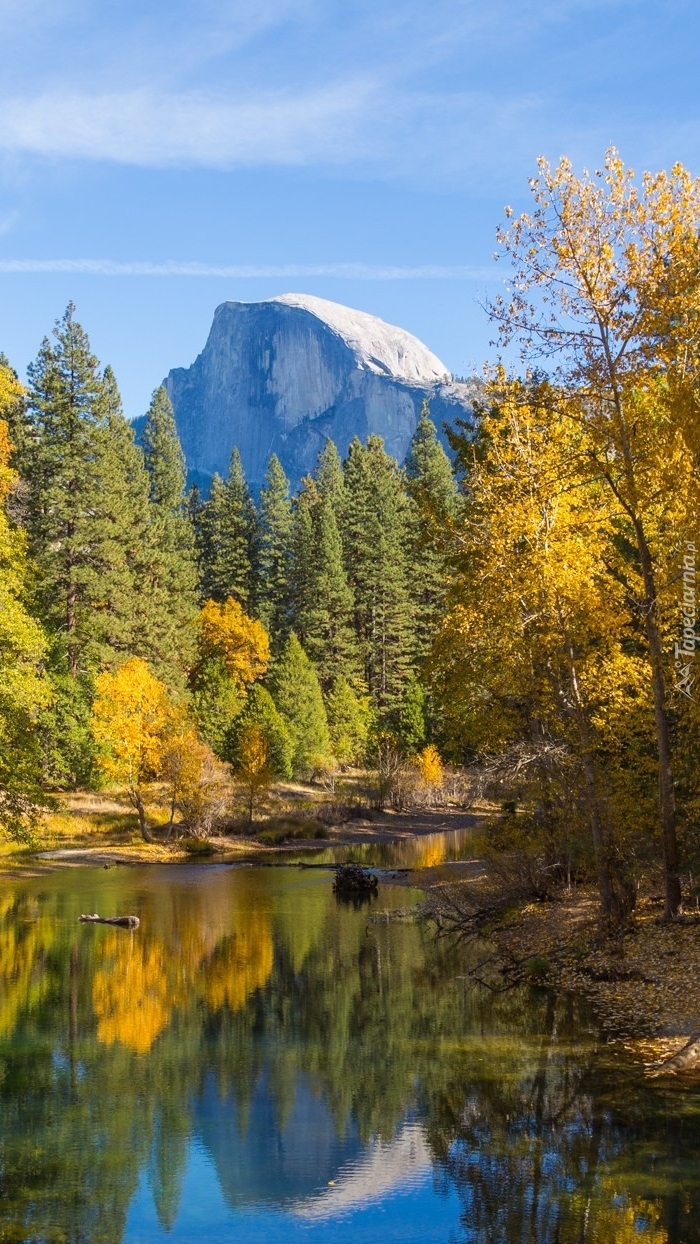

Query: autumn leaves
(91, 597), (271, 839)
(439, 151), (700, 920)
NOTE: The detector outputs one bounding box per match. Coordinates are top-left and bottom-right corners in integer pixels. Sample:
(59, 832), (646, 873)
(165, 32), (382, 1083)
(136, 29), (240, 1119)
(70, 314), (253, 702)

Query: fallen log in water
(648, 1031), (700, 1077)
(79, 913), (140, 929)
(332, 863), (378, 897)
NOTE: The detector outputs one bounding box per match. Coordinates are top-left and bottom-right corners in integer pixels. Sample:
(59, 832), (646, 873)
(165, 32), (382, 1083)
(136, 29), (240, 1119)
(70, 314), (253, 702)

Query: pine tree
(291, 480), (359, 690)
(398, 672), (427, 753)
(340, 436), (415, 720)
(228, 684), (294, 779)
(269, 633), (331, 776)
(93, 365), (154, 661)
(315, 438), (345, 509)
(22, 304), (113, 675)
(14, 311), (176, 781)
(326, 676), (373, 767)
(199, 448), (257, 608)
(140, 386), (199, 686)
(255, 455), (293, 647)
(187, 482), (205, 585)
(405, 401), (460, 662)
(142, 386), (188, 512)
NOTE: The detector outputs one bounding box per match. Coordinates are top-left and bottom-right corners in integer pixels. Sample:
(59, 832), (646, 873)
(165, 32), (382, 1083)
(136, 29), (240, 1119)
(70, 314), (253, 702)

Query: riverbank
(409, 867), (700, 1078)
(7, 792), (700, 1075)
(0, 789), (484, 875)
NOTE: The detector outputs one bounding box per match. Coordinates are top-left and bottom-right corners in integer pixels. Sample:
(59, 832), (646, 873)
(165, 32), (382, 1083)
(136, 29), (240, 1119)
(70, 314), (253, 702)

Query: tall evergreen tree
(269, 633), (331, 776)
(22, 305), (113, 675)
(140, 386), (199, 685)
(93, 365), (154, 660)
(315, 438), (345, 509)
(291, 479), (359, 690)
(326, 676), (373, 766)
(255, 455), (293, 647)
(199, 447), (257, 608)
(405, 402), (460, 662)
(227, 684), (294, 779)
(340, 436), (414, 719)
(15, 310), (162, 781)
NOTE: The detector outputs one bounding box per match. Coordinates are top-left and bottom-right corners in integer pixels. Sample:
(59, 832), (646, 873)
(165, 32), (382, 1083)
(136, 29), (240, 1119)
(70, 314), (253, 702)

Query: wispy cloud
(0, 258), (498, 280)
(0, 84), (376, 168)
(0, 1), (692, 182)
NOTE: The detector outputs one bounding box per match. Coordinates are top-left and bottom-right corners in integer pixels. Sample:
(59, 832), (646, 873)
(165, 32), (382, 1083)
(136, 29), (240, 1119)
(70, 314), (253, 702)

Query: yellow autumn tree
(417, 744), (443, 798)
(199, 597), (269, 687)
(490, 150), (700, 916)
(234, 723), (273, 823)
(159, 708), (227, 837)
(0, 367), (51, 840)
(91, 657), (172, 842)
(191, 597), (270, 755)
(437, 375), (652, 920)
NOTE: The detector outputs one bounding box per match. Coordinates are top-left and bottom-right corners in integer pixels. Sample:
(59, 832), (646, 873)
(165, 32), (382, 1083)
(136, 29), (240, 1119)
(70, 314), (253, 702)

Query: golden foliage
(234, 723), (274, 822)
(92, 657), (171, 792)
(198, 597), (269, 691)
(160, 711), (226, 831)
(417, 744), (443, 789)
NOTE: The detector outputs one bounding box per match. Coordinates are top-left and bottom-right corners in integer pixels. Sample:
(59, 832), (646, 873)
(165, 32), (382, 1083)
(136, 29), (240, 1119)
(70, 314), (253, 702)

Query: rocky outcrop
(162, 294), (476, 490)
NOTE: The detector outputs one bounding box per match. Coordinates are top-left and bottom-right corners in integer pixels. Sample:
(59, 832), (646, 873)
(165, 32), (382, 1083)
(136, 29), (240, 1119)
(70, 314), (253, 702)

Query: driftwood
(333, 864), (378, 897)
(79, 913), (140, 929)
(648, 1031), (700, 1077)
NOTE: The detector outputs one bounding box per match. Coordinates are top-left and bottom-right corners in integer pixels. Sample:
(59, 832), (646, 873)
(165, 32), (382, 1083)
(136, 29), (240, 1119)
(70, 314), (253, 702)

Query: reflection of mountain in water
(292, 1122), (432, 1219)
(195, 1071), (363, 1208)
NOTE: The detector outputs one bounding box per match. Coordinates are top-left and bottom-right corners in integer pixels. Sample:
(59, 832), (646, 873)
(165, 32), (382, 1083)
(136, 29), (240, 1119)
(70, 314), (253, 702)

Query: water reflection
(0, 866), (698, 1242)
(283, 824), (481, 869)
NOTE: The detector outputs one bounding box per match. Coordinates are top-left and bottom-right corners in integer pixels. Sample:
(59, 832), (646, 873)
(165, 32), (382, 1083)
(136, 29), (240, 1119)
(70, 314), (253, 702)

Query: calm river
(1, 862), (700, 1243)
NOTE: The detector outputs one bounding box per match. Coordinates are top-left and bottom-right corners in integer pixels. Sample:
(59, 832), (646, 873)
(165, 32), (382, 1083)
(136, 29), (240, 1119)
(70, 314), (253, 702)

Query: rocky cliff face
(163, 294), (476, 490)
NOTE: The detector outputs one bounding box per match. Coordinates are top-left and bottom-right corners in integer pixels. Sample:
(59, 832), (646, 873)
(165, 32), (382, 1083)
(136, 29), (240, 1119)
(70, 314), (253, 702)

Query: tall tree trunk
(634, 520), (682, 918)
(603, 380), (682, 920)
(561, 646), (626, 922)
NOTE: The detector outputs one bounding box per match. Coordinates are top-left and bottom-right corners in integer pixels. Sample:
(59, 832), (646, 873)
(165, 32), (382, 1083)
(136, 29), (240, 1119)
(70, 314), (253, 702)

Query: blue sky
(1, 0), (698, 419)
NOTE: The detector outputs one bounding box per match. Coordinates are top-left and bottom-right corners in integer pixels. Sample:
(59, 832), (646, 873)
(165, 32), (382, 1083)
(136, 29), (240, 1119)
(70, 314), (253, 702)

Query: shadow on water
(0, 865), (699, 1242)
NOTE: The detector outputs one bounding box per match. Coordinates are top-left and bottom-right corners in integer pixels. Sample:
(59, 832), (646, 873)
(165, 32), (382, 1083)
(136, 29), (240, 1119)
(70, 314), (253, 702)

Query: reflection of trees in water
(0, 892), (55, 1039)
(421, 988), (694, 1244)
(0, 873), (700, 1241)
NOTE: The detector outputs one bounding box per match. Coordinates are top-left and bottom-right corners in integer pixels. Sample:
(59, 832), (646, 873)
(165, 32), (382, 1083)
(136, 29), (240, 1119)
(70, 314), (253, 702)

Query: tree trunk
(131, 789), (157, 844)
(563, 648), (633, 922)
(601, 378), (682, 919)
(634, 523), (682, 918)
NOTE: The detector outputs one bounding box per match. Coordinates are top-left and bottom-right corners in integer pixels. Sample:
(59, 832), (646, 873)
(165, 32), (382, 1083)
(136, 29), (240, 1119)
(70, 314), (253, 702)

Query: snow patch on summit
(268, 293), (450, 386)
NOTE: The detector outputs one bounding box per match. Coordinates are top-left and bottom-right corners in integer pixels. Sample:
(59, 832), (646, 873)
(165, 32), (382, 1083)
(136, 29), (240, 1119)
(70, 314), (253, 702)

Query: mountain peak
(265, 294), (451, 385)
(164, 295), (473, 491)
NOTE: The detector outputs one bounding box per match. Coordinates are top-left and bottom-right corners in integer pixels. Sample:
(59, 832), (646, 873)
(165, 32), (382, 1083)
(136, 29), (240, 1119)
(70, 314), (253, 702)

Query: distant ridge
(160, 295), (477, 490)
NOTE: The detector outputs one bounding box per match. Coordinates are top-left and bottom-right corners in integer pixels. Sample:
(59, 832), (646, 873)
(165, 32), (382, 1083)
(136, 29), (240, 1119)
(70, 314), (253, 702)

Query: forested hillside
(1, 153), (699, 929)
(0, 305), (456, 838)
